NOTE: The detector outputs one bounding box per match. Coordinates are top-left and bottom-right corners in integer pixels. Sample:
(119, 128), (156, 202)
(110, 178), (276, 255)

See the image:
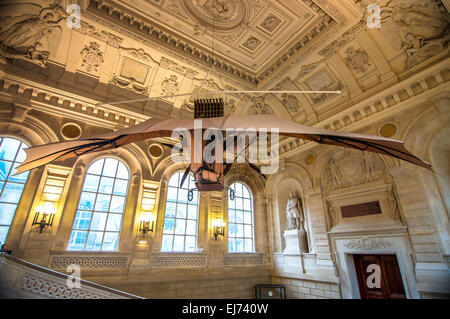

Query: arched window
(228, 182), (254, 252)
(161, 171), (199, 252)
(68, 158), (129, 251)
(0, 137), (29, 243)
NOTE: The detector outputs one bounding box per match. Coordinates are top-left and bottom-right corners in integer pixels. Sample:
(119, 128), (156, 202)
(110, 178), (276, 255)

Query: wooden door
(353, 254), (406, 299)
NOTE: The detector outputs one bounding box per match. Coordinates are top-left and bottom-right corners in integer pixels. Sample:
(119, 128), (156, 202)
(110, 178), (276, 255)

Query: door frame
(331, 233), (420, 299)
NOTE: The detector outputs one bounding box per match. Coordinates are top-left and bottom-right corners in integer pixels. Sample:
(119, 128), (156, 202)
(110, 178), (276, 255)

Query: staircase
(0, 253), (143, 299)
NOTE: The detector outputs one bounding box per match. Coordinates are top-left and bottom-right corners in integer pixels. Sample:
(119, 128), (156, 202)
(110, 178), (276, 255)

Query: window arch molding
(224, 167), (265, 253)
(59, 148), (143, 252)
(0, 119), (53, 248)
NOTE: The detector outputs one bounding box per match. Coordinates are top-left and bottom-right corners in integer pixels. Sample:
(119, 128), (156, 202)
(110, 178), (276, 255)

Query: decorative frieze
(224, 253), (264, 266)
(343, 237), (391, 250)
(151, 254), (208, 268)
(49, 255), (130, 269)
(22, 272), (111, 299)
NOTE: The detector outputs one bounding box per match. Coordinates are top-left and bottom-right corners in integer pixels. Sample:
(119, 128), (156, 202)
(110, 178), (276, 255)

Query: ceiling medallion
(181, 0), (247, 31)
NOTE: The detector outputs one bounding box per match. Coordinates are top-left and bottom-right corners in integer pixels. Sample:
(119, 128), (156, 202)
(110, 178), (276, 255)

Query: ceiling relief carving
(249, 96), (273, 114)
(0, 3), (67, 70)
(160, 74), (180, 96)
(259, 13), (283, 33)
(321, 149), (386, 192)
(181, 0), (247, 31)
(160, 57), (198, 79)
(281, 94), (302, 115)
(356, 0), (450, 70)
(110, 47), (156, 94)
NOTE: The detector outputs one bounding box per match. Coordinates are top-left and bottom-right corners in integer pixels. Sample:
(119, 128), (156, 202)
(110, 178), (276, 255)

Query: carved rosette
(344, 47), (371, 74)
(80, 42), (104, 72)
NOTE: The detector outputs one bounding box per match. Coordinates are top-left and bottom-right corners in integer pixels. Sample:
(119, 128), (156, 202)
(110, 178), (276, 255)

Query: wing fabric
(16, 114), (431, 173)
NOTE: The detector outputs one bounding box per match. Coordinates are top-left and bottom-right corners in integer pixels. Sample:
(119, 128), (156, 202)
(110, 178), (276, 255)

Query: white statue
(286, 192), (304, 230)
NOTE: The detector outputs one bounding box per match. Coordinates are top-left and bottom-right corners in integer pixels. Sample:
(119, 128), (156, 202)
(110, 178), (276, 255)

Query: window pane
(78, 192), (96, 210)
(113, 179), (128, 196)
(0, 161), (12, 181)
(244, 239), (253, 252)
(0, 226), (9, 244)
(98, 177), (114, 194)
(87, 159), (104, 175)
(244, 211), (252, 224)
(167, 187), (178, 201)
(165, 202), (176, 217)
(0, 203), (17, 225)
(175, 219), (186, 234)
(185, 236), (196, 252)
(178, 189), (188, 203)
(235, 238), (243, 252)
(229, 210), (235, 223)
(186, 220), (196, 236)
(103, 158), (118, 177)
(85, 231), (103, 250)
(173, 235), (184, 251)
(82, 175), (100, 192)
(15, 144), (27, 163)
(110, 196), (125, 213)
(106, 214), (122, 231)
(0, 138), (20, 161)
(90, 212), (107, 231)
(67, 231), (88, 250)
(176, 204), (187, 218)
(236, 211), (243, 223)
(95, 194), (111, 212)
(163, 218), (175, 234)
(244, 225), (252, 238)
(236, 224), (243, 237)
(187, 205), (197, 219)
(0, 183), (25, 204)
(73, 211), (92, 230)
(161, 235), (173, 251)
(228, 238), (235, 252)
(102, 232), (119, 251)
(116, 162), (129, 179)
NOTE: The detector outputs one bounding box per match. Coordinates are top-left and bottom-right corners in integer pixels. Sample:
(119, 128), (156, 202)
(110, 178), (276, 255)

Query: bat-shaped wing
(15, 114), (431, 174)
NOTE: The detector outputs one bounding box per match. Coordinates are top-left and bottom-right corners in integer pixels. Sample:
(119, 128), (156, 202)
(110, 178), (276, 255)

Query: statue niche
(0, 3), (67, 69)
(283, 192), (308, 254)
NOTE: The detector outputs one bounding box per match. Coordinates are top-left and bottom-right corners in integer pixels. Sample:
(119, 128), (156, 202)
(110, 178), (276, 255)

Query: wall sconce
(139, 212), (155, 235)
(212, 219), (225, 240)
(32, 203), (56, 233)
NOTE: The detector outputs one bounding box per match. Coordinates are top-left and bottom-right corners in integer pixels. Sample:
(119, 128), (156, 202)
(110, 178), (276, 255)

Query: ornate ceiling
(84, 0), (358, 86)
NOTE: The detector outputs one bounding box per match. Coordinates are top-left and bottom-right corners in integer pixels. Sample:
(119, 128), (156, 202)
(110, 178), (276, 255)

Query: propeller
(180, 164), (191, 188)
